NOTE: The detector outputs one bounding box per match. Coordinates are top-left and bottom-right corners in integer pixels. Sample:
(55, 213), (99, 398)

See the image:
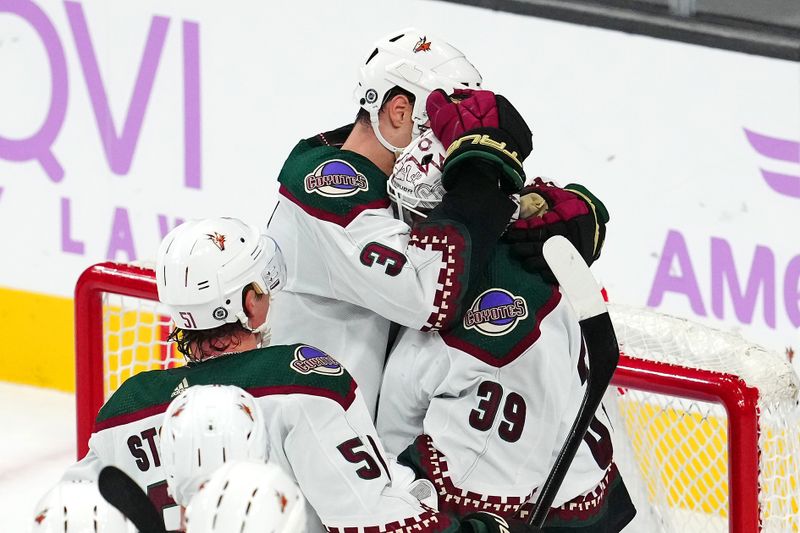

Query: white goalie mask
(156, 217), (286, 340)
(388, 129), (446, 225)
(354, 27), (482, 155)
(31, 479), (136, 533)
(185, 461), (307, 533)
(160, 385), (269, 507)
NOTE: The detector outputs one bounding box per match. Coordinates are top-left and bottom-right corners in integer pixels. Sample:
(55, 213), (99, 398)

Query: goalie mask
(156, 217), (286, 337)
(354, 27), (482, 155)
(185, 461), (307, 533)
(388, 129), (446, 225)
(160, 385), (269, 506)
(31, 479), (136, 533)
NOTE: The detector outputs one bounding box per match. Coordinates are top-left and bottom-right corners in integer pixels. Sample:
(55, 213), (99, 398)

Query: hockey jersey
(377, 244), (635, 531)
(267, 126), (491, 417)
(64, 344), (457, 533)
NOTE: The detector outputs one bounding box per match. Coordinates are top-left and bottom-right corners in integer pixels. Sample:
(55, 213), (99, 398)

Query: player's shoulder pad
(440, 247), (562, 368)
(94, 345), (358, 430)
(277, 130), (391, 227)
(197, 344), (358, 410)
(94, 368), (185, 430)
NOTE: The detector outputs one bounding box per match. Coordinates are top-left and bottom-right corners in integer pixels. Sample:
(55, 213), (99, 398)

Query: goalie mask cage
(74, 262), (800, 532)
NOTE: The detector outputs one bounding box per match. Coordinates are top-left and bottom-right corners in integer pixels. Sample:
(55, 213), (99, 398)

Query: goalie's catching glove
(504, 179), (609, 281)
(460, 512), (543, 533)
(426, 89), (532, 194)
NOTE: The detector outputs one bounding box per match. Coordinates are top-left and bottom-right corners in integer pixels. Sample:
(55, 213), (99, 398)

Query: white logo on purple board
(303, 160), (368, 197)
(290, 345), (343, 376)
(464, 289), (528, 336)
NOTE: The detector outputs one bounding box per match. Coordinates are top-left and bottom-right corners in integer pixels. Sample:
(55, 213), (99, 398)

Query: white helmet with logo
(31, 479), (135, 533)
(185, 461), (307, 533)
(160, 385), (269, 507)
(355, 27), (482, 154)
(156, 217), (286, 335)
(388, 129), (447, 224)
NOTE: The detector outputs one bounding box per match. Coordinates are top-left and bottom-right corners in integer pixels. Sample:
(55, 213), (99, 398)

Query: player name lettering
(291, 355), (340, 373)
(463, 299), (526, 327)
(304, 174), (368, 191)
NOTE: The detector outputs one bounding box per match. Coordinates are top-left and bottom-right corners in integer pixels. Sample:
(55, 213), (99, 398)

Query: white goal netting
(79, 264), (800, 532)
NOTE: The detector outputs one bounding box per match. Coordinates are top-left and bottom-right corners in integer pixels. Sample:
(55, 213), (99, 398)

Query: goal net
(74, 262), (800, 532)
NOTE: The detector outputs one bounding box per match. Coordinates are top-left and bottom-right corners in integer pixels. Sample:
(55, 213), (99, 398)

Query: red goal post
(73, 262), (800, 532)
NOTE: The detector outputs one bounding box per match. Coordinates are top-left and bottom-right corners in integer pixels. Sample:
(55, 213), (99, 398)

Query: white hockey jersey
(267, 126), (498, 417)
(377, 256), (635, 529)
(64, 345), (456, 533)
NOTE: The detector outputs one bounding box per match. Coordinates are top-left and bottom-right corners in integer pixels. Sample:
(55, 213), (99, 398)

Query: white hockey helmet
(388, 129), (447, 224)
(156, 217), (286, 333)
(185, 461), (307, 533)
(31, 479), (135, 533)
(160, 384), (269, 506)
(355, 27), (482, 154)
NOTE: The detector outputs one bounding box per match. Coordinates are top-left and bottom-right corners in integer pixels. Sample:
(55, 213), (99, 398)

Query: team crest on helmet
(34, 510), (47, 524)
(290, 345), (343, 376)
(304, 160), (368, 197)
(464, 289), (528, 336)
(276, 491), (289, 513)
(206, 232), (226, 251)
(413, 36), (432, 53)
(239, 402), (255, 422)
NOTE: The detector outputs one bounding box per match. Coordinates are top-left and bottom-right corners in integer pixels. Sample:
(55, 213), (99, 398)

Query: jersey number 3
(360, 242), (406, 276)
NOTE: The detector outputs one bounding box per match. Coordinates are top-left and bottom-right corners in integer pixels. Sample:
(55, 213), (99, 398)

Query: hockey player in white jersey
(267, 28), (534, 417)
(377, 132), (636, 532)
(64, 217), (543, 533)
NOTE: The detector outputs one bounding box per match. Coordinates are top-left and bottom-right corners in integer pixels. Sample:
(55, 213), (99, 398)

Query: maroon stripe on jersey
(516, 462), (620, 523)
(323, 507), (453, 533)
(409, 224), (467, 332)
(94, 381), (358, 431)
(94, 402), (171, 432)
(279, 184), (391, 227)
(247, 380), (358, 411)
(410, 435), (535, 517)
(440, 286), (562, 368)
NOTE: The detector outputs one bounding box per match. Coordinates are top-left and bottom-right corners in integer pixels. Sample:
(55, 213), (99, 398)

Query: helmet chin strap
(370, 111), (427, 158)
(237, 302), (272, 349)
(370, 112), (404, 156)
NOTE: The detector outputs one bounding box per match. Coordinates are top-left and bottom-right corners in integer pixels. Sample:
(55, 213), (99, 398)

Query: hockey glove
(505, 179), (609, 281)
(460, 512), (543, 533)
(426, 89), (532, 194)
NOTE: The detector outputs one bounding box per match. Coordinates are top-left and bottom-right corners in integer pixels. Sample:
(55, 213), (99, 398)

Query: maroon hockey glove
(460, 512), (543, 533)
(426, 89), (532, 194)
(505, 179), (609, 281)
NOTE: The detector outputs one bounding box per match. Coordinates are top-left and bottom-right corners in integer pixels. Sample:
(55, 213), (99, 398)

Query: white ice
(0, 382), (76, 533)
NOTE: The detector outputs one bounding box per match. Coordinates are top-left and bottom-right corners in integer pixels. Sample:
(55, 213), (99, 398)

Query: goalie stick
(98, 466), (167, 533)
(524, 236), (620, 528)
